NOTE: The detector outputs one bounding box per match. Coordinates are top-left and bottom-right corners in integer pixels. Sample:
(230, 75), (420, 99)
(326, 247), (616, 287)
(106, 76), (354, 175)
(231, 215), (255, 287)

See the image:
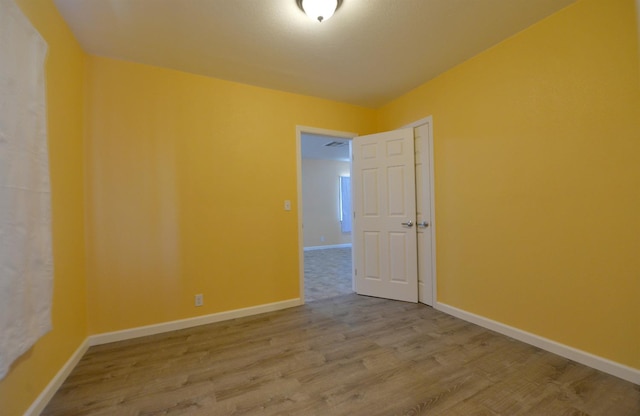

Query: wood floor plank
(42, 294), (640, 415)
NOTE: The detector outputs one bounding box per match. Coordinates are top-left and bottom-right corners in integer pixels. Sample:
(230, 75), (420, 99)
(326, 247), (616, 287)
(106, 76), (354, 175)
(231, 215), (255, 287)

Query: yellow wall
(3, 0), (638, 413)
(84, 56), (376, 334)
(0, 1), (88, 415)
(378, 0), (640, 369)
(302, 159), (352, 247)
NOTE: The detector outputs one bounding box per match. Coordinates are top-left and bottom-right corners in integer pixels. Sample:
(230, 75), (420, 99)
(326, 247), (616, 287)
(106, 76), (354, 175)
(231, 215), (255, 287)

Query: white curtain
(0, 0), (51, 380)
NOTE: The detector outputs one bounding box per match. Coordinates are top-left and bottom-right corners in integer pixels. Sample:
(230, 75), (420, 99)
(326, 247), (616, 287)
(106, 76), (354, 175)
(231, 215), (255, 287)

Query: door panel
(353, 128), (418, 302)
(363, 231), (381, 280)
(362, 169), (379, 215)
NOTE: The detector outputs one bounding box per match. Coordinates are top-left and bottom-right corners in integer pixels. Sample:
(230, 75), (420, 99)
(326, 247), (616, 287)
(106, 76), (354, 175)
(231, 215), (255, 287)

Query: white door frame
(295, 118), (436, 305)
(403, 116), (437, 305)
(295, 126), (357, 303)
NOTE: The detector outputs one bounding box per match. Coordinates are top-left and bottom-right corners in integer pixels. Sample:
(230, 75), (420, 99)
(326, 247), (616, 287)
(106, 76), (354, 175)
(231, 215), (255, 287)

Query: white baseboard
(435, 302), (640, 385)
(304, 243), (352, 251)
(26, 298), (302, 414)
(25, 338), (90, 416)
(29, 298), (637, 415)
(88, 298), (302, 346)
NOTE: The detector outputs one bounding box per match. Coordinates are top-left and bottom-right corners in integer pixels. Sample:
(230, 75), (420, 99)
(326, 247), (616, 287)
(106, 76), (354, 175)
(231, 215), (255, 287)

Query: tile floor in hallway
(304, 247), (353, 302)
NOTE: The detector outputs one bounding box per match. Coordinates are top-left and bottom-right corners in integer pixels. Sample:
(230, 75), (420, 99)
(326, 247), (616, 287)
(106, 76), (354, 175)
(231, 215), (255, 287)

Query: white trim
(88, 298), (302, 346)
(304, 243), (352, 251)
(296, 125), (357, 139)
(295, 125), (357, 304)
(403, 116), (437, 306)
(24, 338), (90, 416)
(26, 297), (639, 414)
(435, 302), (640, 385)
(26, 298), (302, 414)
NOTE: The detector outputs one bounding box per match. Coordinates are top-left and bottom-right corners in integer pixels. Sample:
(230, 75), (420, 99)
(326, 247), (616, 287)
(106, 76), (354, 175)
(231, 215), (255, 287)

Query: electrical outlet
(195, 294), (203, 307)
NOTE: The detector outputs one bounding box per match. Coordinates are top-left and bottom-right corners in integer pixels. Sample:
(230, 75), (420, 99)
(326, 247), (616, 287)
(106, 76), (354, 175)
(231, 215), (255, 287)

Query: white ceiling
(53, 0), (576, 108)
(301, 133), (350, 161)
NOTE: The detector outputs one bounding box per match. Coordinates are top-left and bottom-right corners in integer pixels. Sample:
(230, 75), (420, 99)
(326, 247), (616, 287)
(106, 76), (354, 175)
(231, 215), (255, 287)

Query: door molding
(295, 119), (435, 306)
(403, 116), (437, 306)
(295, 126), (357, 303)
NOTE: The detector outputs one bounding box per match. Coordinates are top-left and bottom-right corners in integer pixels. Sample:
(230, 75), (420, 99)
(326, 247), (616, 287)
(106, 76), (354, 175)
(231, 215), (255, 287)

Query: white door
(414, 122), (434, 305)
(352, 128), (418, 302)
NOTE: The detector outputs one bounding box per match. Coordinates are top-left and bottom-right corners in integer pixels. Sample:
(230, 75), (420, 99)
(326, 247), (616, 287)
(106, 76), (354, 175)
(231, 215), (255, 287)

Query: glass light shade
(301, 0), (338, 22)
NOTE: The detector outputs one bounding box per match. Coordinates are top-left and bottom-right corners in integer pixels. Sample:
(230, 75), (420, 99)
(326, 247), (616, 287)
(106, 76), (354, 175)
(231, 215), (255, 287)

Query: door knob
(401, 220), (414, 227)
(417, 221), (429, 228)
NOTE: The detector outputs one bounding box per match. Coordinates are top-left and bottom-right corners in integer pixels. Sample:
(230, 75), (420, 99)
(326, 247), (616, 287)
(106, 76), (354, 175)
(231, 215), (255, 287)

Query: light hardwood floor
(43, 294), (639, 415)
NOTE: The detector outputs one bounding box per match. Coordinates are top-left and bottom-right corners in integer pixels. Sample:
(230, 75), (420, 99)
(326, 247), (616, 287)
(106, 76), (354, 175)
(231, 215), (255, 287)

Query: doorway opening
(296, 127), (357, 303)
(296, 117), (436, 306)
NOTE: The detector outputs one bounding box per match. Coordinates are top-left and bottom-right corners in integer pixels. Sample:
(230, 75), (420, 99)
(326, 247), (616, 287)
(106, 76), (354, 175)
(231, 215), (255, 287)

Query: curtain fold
(0, 0), (51, 380)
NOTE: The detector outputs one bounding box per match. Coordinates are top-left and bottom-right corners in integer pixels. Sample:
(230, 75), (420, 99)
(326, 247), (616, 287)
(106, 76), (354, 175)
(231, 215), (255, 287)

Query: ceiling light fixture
(296, 0), (343, 23)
